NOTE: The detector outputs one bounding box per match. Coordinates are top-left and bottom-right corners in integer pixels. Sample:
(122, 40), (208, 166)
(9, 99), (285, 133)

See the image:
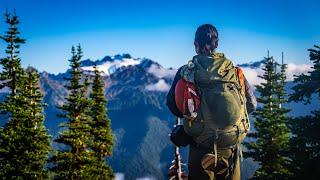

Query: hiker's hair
(194, 24), (218, 54)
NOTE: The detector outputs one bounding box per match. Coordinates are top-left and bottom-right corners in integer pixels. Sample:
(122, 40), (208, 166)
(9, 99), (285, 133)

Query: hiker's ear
(214, 39), (219, 49)
(194, 41), (200, 54)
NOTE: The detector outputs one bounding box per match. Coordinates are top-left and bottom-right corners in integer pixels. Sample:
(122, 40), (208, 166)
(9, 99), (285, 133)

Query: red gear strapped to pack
(174, 78), (201, 119)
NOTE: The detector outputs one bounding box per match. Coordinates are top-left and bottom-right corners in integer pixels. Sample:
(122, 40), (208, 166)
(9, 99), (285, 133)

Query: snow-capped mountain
(81, 54), (142, 76)
(80, 54), (132, 67)
(80, 53), (177, 79)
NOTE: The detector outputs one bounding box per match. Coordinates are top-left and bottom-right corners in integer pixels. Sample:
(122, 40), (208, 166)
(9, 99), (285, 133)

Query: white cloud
(145, 79), (170, 92)
(115, 173), (125, 180)
(147, 64), (177, 78)
(0, 86), (10, 93)
(241, 63), (312, 86)
(241, 67), (265, 86)
(286, 63), (312, 81)
(115, 173), (156, 180)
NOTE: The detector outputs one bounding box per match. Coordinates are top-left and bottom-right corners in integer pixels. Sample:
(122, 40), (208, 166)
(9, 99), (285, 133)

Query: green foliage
(0, 12), (50, 179)
(244, 55), (291, 179)
(288, 45), (320, 179)
(50, 45), (114, 179)
(88, 65), (114, 178)
(49, 45), (96, 179)
(0, 12), (25, 96)
(289, 45), (320, 104)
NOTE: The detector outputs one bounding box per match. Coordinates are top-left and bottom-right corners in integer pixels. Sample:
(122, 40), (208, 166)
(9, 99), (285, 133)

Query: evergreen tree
(0, 12), (50, 179)
(244, 55), (291, 179)
(0, 12), (25, 96)
(49, 45), (95, 179)
(278, 53), (288, 109)
(288, 45), (320, 179)
(88, 65), (114, 179)
(290, 45), (320, 103)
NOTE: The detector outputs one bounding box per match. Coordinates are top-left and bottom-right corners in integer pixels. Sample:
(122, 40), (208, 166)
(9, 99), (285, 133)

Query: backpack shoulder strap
(180, 55), (203, 83)
(179, 59), (196, 83)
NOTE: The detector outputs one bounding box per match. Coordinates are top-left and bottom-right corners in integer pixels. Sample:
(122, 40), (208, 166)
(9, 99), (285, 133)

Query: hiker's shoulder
(178, 64), (188, 70)
(173, 65), (187, 79)
(212, 52), (226, 59)
(212, 52), (233, 62)
(212, 52), (236, 68)
(177, 64), (187, 73)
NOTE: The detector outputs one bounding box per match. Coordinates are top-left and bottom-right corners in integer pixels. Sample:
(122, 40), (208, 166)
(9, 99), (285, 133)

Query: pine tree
(290, 45), (320, 103)
(278, 53), (288, 109)
(49, 45), (95, 179)
(244, 54), (291, 179)
(0, 12), (25, 96)
(88, 65), (114, 178)
(288, 45), (320, 179)
(0, 12), (50, 179)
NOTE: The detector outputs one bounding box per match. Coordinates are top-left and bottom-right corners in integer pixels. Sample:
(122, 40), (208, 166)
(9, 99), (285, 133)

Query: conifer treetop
(290, 45), (320, 103)
(0, 12), (25, 95)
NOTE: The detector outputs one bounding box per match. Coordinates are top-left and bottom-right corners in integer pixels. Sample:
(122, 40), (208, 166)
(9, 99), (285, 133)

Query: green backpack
(181, 53), (250, 149)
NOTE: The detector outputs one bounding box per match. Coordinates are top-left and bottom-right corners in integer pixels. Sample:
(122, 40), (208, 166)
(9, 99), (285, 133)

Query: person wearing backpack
(167, 24), (257, 180)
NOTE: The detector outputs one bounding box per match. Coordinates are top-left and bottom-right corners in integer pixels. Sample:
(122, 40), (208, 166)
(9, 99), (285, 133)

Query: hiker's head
(194, 24), (219, 55)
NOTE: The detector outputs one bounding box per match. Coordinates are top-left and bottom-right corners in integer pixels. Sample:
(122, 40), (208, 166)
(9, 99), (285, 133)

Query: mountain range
(0, 54), (318, 180)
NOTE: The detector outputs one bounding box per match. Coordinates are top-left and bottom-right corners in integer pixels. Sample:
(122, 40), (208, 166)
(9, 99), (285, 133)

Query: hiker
(167, 24), (257, 180)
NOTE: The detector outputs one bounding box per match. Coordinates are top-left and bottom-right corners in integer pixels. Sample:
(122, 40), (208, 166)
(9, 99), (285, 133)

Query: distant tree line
(0, 12), (114, 179)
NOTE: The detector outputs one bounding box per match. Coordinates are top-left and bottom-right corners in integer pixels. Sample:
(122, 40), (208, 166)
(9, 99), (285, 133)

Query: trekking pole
(175, 117), (183, 179)
(168, 117), (187, 180)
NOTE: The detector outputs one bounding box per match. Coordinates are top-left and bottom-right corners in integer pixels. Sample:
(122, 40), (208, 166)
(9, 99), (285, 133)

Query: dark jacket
(166, 66), (257, 117)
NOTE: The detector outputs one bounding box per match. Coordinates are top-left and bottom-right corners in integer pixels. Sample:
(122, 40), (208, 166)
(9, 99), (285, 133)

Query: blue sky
(0, 0), (319, 74)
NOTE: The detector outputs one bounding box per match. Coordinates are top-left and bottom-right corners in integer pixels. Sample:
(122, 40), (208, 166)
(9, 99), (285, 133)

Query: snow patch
(145, 79), (170, 92)
(147, 64), (177, 78)
(81, 58), (140, 76)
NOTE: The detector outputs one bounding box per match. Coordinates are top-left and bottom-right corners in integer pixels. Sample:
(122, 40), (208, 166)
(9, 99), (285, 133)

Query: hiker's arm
(244, 77), (257, 114)
(166, 66), (184, 118)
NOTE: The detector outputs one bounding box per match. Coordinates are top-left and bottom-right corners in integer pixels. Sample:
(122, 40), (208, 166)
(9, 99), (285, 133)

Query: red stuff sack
(174, 78), (200, 118)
